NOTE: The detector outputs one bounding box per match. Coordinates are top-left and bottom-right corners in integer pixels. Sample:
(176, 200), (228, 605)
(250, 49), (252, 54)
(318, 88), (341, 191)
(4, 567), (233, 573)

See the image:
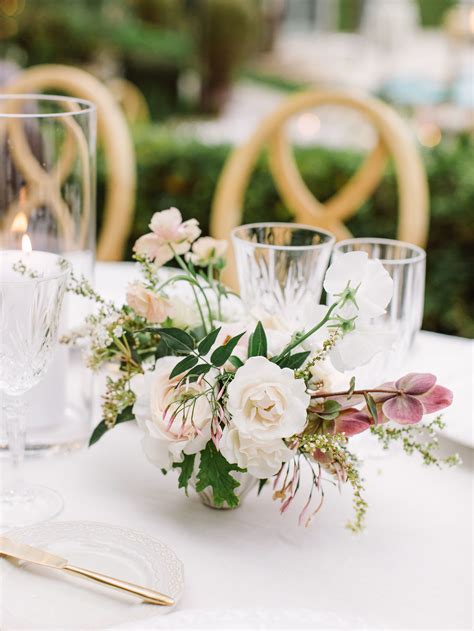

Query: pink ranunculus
(149, 207), (201, 246)
(371, 373), (453, 425)
(133, 233), (163, 260)
(133, 208), (201, 266)
(126, 281), (173, 323)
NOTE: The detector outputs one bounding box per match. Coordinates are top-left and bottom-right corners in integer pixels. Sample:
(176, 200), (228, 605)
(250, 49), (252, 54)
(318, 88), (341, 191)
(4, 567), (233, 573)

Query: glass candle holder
(231, 222), (335, 326)
(331, 237), (426, 383)
(0, 94), (96, 455)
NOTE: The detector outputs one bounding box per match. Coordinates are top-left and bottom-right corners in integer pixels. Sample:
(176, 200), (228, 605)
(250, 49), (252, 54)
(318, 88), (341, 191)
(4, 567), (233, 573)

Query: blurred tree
(194, 0), (260, 113)
(0, 0), (261, 117)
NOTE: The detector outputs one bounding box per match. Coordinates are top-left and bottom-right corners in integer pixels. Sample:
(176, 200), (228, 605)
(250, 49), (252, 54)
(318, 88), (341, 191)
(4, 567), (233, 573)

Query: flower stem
(310, 388), (400, 399)
(171, 247), (214, 331)
(274, 302), (339, 361)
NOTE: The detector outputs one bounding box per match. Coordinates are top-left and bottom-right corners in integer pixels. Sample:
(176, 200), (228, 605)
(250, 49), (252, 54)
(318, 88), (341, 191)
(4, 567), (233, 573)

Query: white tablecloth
(11, 264), (474, 629)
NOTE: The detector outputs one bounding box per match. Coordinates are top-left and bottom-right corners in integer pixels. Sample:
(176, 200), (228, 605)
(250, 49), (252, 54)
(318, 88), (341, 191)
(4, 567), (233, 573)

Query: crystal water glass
(0, 94), (96, 456)
(332, 237), (426, 383)
(0, 250), (70, 527)
(231, 222), (335, 327)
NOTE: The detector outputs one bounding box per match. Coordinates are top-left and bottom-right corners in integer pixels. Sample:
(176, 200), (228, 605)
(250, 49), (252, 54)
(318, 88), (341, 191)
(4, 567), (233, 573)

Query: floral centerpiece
(64, 208), (457, 531)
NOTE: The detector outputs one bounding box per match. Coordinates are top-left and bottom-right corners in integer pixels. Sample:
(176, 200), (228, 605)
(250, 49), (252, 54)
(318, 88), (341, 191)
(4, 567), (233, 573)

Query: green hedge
(98, 129), (474, 338)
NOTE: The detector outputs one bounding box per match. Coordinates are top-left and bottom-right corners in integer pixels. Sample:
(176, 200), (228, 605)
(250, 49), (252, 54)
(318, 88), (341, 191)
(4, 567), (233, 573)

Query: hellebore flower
(372, 373), (453, 425)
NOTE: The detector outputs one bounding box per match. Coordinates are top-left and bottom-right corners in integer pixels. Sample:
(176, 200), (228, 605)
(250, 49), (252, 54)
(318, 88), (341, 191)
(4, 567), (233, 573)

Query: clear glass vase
(0, 94), (96, 455)
(191, 473), (259, 510)
(231, 222), (335, 327)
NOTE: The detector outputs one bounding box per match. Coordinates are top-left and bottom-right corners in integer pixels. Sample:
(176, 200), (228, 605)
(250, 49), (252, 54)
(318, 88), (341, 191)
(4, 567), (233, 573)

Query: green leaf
(257, 479), (268, 495)
(229, 355), (244, 369)
(169, 355), (198, 379)
(364, 392), (378, 424)
(197, 327), (221, 355)
(187, 363), (211, 377)
(89, 405), (134, 446)
(276, 350), (310, 369)
(347, 376), (356, 399)
(195, 441), (245, 508)
(153, 338), (171, 360)
(248, 321), (267, 357)
(316, 399), (342, 421)
(173, 453), (196, 493)
(210, 332), (245, 367)
(153, 328), (195, 353)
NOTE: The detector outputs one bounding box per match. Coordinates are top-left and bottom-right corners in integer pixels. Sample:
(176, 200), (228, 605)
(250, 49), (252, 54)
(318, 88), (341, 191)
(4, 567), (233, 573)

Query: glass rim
(0, 251), (71, 284)
(334, 237), (426, 264)
(0, 94), (96, 119)
(231, 222), (336, 251)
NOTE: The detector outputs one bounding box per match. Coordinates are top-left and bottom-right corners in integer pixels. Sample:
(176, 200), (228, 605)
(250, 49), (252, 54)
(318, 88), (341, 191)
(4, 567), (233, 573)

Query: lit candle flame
(12, 211), (28, 233)
(22, 234), (32, 253)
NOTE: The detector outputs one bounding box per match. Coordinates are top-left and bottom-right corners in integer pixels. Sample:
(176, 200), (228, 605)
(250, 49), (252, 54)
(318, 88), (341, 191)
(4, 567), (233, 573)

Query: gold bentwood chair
(4, 64), (136, 260)
(210, 89), (429, 288)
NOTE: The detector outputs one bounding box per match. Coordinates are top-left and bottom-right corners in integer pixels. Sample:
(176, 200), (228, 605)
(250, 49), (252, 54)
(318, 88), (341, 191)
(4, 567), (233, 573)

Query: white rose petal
(227, 356), (310, 440)
(220, 426), (294, 479)
(130, 356), (216, 469)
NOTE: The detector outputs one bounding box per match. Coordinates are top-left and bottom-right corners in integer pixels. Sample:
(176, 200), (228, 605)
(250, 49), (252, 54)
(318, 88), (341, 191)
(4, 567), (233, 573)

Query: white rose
(220, 425), (294, 479)
(130, 356), (215, 469)
(227, 356), (310, 440)
(168, 293), (202, 330)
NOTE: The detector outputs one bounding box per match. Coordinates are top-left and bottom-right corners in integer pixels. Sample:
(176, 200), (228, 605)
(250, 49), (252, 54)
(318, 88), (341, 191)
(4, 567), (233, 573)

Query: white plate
(0, 521), (184, 629)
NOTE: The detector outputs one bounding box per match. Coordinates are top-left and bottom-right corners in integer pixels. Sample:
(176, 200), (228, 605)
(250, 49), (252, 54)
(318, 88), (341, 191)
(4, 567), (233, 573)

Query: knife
(0, 536), (175, 606)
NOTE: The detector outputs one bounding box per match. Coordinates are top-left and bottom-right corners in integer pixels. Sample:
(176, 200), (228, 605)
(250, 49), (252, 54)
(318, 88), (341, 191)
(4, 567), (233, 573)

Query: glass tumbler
(231, 222), (335, 327)
(0, 94), (96, 455)
(332, 237), (426, 383)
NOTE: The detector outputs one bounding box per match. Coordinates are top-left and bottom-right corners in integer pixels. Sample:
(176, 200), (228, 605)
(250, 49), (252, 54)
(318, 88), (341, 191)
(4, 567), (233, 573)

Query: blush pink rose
(126, 281), (173, 323)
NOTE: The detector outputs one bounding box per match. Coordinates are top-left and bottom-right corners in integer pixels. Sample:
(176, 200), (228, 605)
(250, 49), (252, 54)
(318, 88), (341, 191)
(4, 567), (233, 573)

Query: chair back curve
(4, 64), (136, 261)
(210, 89), (429, 288)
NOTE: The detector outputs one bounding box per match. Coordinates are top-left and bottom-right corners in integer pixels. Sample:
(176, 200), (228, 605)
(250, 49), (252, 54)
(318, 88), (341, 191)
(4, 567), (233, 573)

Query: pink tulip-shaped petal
(395, 373), (436, 395)
(334, 408), (372, 436)
(382, 394), (424, 425)
(417, 384), (453, 414)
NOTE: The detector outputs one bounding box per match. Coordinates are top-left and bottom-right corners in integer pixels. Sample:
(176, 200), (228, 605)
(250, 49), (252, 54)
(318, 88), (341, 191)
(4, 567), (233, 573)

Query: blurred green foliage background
(98, 129), (474, 338)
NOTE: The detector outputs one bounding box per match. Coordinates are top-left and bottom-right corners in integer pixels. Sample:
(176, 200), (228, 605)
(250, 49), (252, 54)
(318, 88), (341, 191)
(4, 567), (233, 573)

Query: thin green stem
(274, 302), (339, 361)
(170, 247), (214, 330)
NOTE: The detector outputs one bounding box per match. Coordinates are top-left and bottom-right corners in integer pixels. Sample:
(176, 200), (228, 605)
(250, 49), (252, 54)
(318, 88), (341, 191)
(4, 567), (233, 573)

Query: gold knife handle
(62, 564), (175, 606)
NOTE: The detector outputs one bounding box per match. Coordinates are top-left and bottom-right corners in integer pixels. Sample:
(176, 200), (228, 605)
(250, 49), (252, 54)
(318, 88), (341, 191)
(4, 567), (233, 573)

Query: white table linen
(4, 262), (472, 630)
